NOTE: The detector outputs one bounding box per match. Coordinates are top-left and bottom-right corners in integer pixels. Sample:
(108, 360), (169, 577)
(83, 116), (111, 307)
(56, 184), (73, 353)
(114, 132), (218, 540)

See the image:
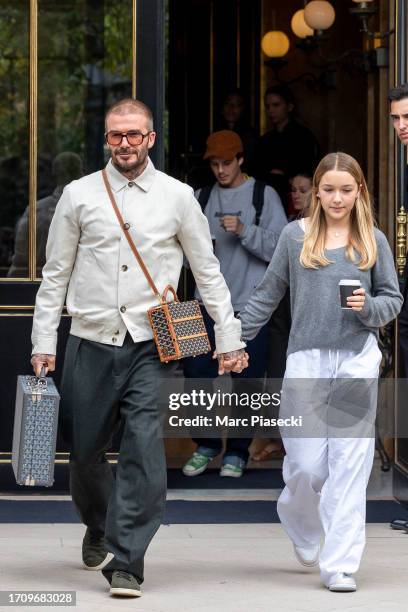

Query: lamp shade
(291, 9), (314, 38)
(261, 31), (290, 58)
(304, 1), (335, 31)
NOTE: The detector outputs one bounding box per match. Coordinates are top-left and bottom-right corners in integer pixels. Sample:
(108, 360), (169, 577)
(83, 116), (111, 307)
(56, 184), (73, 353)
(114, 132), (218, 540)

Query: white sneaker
(293, 544), (319, 567)
(327, 573), (357, 592)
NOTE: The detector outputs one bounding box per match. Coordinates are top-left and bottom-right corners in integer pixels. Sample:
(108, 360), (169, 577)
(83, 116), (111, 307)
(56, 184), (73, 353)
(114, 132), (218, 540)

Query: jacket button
(123, 222), (130, 230)
(121, 265), (128, 271)
(114, 330), (120, 335)
(112, 337), (117, 343)
(120, 306), (126, 313)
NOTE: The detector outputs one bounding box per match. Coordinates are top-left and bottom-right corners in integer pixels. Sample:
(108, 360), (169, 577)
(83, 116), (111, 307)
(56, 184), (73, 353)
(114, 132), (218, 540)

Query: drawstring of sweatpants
(328, 349), (340, 379)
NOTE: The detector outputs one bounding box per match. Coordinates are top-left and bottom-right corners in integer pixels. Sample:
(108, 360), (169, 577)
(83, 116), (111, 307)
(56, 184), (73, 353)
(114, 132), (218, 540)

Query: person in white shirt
(30, 98), (247, 598)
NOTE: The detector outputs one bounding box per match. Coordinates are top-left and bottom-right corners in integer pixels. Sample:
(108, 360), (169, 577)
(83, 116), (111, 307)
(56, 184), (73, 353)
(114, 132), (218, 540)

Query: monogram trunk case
(12, 374), (60, 487)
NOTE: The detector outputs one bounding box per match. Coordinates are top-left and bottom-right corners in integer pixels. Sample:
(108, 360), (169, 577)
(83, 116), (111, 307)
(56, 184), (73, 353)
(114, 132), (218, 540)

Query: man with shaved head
(31, 98), (246, 597)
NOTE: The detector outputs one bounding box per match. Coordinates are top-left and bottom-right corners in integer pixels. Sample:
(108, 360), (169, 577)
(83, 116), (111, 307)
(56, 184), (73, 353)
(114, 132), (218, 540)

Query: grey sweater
(195, 178), (287, 311)
(240, 221), (403, 356)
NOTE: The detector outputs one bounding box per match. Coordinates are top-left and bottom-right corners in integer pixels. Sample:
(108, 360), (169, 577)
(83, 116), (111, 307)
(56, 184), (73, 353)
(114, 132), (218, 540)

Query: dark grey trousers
(60, 333), (174, 584)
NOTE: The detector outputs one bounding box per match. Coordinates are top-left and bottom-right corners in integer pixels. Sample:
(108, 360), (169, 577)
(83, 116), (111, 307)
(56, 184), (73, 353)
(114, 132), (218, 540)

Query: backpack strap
(197, 184), (214, 212)
(252, 180), (266, 225)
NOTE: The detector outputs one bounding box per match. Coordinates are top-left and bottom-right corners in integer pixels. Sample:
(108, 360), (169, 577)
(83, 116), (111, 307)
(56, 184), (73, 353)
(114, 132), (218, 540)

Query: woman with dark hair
(254, 85), (320, 213)
(216, 89), (258, 173)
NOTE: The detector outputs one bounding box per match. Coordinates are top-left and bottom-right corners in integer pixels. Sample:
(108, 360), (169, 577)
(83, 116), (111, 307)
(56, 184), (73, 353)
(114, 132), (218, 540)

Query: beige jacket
(32, 159), (244, 355)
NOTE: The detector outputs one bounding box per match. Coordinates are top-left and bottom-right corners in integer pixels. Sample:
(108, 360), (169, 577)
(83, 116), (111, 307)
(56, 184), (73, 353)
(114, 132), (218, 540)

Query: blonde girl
(239, 152), (402, 592)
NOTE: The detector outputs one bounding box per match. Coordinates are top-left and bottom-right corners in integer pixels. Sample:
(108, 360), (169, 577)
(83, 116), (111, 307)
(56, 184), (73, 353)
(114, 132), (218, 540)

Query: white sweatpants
(277, 334), (382, 585)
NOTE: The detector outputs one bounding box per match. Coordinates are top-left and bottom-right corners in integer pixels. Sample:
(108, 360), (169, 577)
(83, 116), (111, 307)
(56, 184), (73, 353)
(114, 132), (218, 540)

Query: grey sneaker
(182, 452), (213, 476)
(327, 573), (357, 592)
(110, 570), (142, 597)
(82, 528), (113, 571)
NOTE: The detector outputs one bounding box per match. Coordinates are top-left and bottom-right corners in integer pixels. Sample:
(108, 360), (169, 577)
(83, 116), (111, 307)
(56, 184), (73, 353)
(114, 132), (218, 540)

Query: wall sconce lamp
(262, 2), (336, 83)
(293, 1), (336, 52)
(261, 10), (291, 79)
(349, 0), (394, 41)
(303, 1), (336, 37)
(262, 0), (391, 85)
(261, 30), (291, 58)
(261, 30), (291, 80)
(349, 0), (377, 35)
(291, 9), (313, 39)
(291, 0), (392, 74)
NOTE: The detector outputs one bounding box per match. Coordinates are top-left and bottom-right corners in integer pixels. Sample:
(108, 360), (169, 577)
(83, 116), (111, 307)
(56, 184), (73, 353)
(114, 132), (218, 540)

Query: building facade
(0, 0), (408, 505)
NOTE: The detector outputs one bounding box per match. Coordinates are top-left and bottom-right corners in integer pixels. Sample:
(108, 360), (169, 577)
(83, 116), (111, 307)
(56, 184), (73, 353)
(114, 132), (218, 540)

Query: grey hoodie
(195, 177), (287, 311)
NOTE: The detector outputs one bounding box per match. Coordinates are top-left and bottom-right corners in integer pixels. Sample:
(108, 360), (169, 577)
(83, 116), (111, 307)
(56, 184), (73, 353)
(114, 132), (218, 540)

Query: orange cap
(203, 130), (244, 160)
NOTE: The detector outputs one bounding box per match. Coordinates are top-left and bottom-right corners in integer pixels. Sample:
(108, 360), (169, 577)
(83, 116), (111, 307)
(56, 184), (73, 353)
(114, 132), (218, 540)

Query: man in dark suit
(389, 84), (408, 370)
(389, 84), (408, 532)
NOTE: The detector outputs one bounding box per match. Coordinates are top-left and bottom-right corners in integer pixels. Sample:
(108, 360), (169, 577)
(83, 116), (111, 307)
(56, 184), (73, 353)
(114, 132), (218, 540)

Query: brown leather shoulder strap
(101, 169), (161, 301)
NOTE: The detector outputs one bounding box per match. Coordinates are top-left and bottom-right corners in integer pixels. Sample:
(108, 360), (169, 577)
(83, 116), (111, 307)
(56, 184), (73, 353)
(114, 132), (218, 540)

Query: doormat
(0, 499), (407, 524)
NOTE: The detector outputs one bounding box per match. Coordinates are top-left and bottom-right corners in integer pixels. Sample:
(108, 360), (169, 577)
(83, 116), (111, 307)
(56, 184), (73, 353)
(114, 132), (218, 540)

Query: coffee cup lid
(338, 279), (361, 286)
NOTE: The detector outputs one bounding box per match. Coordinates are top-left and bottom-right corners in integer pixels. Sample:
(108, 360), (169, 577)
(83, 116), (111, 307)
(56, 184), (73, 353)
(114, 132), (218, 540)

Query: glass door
(394, 0), (408, 506)
(0, 0), (138, 468)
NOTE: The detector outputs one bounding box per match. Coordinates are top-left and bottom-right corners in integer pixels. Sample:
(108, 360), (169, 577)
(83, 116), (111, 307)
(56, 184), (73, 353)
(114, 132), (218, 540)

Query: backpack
(197, 181), (266, 225)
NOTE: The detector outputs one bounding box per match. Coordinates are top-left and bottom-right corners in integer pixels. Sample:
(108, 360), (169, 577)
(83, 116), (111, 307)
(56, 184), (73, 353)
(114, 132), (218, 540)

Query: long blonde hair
(300, 152), (377, 270)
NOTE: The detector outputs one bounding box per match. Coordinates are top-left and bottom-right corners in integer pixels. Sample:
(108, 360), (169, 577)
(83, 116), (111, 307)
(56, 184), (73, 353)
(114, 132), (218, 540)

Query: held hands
(347, 287), (366, 312)
(31, 353), (56, 377)
(213, 349), (249, 375)
(220, 215), (244, 235)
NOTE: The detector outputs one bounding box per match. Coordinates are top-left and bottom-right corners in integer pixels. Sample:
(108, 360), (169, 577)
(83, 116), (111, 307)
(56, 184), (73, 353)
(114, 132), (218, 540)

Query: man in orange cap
(182, 130), (287, 478)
